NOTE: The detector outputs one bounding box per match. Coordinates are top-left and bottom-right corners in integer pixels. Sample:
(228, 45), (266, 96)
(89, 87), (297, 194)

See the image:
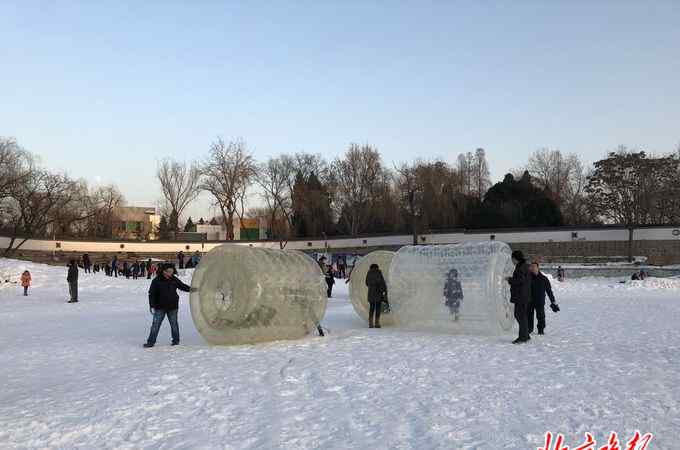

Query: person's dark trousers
(68, 281), (78, 302)
(326, 281), (333, 298)
(113, 267), (117, 278)
(369, 301), (382, 326)
(23, 286), (28, 296)
(147, 272), (152, 279)
(513, 302), (529, 341)
(147, 309), (180, 345)
(528, 302), (546, 334)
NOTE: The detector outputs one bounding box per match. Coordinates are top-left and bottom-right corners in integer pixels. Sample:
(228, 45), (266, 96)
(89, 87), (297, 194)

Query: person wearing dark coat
(365, 263), (388, 328)
(111, 256), (118, 278)
(528, 262), (556, 335)
(82, 254), (92, 274)
(67, 259), (79, 303)
(132, 261), (140, 280)
(507, 250), (531, 343)
(144, 264), (191, 348)
(146, 259), (153, 279)
(177, 251), (185, 269)
(325, 265), (335, 298)
(123, 261), (130, 279)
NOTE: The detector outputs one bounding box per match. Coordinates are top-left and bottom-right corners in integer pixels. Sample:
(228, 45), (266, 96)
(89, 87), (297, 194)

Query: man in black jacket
(67, 259), (79, 303)
(507, 250), (531, 343)
(365, 263), (388, 328)
(529, 262), (557, 335)
(144, 264), (191, 348)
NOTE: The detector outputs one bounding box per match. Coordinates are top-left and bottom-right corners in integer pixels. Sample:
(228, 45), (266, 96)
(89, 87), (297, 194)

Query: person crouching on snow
(144, 263), (191, 348)
(20, 270), (32, 296)
(365, 263), (388, 328)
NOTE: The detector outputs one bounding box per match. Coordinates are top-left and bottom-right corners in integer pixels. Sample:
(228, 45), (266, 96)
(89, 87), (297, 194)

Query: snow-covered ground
(1, 259), (678, 450)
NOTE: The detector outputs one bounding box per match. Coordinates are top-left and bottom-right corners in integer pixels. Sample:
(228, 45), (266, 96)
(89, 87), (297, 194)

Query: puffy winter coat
(67, 264), (79, 283)
(148, 275), (191, 310)
(530, 272), (555, 305)
(20, 272), (32, 287)
(508, 261), (531, 304)
(365, 267), (387, 304)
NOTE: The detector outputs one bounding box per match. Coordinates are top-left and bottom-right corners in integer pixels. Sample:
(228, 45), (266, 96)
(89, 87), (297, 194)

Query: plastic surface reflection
(389, 241), (515, 334)
(190, 246), (327, 345)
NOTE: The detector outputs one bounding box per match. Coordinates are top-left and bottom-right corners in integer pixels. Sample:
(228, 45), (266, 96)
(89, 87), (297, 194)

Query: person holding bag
(365, 263), (388, 328)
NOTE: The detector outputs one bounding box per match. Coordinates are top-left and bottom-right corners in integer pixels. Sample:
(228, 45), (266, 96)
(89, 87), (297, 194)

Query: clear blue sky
(2, 1), (679, 220)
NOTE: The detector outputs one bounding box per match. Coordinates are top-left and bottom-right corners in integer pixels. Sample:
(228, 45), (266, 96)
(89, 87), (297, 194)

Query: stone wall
(510, 240), (680, 265)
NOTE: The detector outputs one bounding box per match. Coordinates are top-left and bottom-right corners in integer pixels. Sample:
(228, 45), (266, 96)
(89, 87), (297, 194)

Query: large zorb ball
(190, 246), (328, 345)
(389, 241), (515, 335)
(348, 251), (395, 326)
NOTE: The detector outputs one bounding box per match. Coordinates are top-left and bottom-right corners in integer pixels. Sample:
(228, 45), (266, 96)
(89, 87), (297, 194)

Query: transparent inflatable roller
(190, 246), (327, 345)
(389, 241), (515, 335)
(348, 251), (395, 326)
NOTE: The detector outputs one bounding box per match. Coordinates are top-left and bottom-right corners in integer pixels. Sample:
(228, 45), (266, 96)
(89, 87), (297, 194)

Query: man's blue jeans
(147, 309), (179, 345)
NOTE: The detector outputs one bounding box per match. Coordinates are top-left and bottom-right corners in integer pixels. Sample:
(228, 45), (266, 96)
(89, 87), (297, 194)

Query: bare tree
(255, 157), (294, 247)
(330, 144), (388, 236)
(201, 138), (257, 240)
(472, 148), (491, 201)
(156, 158), (201, 232)
(456, 153), (474, 195)
(586, 148), (679, 261)
(526, 148), (594, 224)
(395, 162), (423, 244)
(2, 170), (83, 254)
(0, 137), (33, 199)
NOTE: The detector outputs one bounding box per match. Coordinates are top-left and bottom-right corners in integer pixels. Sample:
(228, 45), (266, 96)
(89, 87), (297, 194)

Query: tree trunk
(627, 226), (634, 263)
(411, 211), (418, 246)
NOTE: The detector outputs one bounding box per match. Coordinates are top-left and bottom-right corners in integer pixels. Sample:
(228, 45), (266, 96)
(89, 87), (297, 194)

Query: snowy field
(1, 259), (679, 450)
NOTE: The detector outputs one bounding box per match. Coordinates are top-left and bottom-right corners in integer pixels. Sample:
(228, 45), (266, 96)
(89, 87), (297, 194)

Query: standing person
(338, 257), (346, 279)
(325, 264), (335, 298)
(132, 261), (140, 280)
(111, 256), (118, 278)
(528, 262), (558, 335)
(67, 260), (79, 303)
(144, 264), (191, 348)
(146, 259), (153, 279)
(123, 261), (130, 279)
(139, 260), (145, 278)
(20, 270), (32, 296)
(443, 268), (464, 321)
(507, 250), (531, 344)
(365, 263), (388, 328)
(177, 251), (185, 269)
(557, 266), (565, 282)
(82, 254), (92, 274)
(193, 251), (201, 266)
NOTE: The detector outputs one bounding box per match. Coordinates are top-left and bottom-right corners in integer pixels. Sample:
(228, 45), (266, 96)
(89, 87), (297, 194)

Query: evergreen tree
(184, 216), (195, 232)
(467, 171), (563, 228)
(157, 215), (171, 240)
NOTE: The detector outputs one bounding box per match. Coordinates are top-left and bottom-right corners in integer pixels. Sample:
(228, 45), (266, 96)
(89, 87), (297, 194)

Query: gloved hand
(550, 303), (560, 313)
